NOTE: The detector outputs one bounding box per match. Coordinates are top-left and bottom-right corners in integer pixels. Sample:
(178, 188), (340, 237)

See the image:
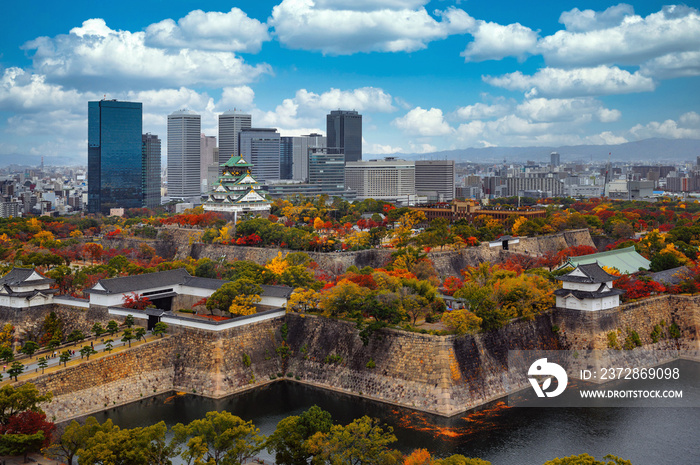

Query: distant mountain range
(376, 138), (700, 165)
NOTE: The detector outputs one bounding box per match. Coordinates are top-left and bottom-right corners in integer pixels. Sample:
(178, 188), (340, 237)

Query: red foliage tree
(122, 292), (153, 310)
(1, 410), (56, 448)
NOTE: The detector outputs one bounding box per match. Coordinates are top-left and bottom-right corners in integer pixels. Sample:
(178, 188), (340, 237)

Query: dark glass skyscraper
(88, 100), (143, 214)
(142, 133), (161, 209)
(326, 110), (362, 163)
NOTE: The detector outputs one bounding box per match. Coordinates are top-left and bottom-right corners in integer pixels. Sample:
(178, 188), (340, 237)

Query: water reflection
(91, 360), (700, 465)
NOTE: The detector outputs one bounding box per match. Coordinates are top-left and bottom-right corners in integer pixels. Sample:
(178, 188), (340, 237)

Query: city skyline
(1, 1), (700, 165)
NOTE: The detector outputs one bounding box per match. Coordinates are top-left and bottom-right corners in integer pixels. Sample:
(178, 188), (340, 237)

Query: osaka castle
(203, 156), (271, 214)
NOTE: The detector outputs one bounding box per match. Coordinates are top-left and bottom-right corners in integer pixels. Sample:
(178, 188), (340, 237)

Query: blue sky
(1, 1), (699, 164)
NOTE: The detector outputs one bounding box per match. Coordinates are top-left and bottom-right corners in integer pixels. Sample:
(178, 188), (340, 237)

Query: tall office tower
(550, 152), (561, 167)
(280, 137), (294, 180)
(415, 160), (455, 202)
(88, 99), (143, 214)
(167, 110), (201, 203)
(239, 128), (281, 183)
(308, 147), (345, 194)
(326, 110), (362, 163)
(142, 133), (161, 209)
(218, 111), (251, 163)
(200, 134), (217, 192)
(345, 158), (415, 201)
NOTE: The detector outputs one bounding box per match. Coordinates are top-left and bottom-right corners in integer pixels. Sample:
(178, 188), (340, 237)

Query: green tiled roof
(566, 246), (650, 274)
(222, 156), (252, 168)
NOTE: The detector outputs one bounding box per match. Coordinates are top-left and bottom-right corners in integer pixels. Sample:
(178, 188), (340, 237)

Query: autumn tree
(266, 405), (333, 465)
(287, 288), (321, 313)
(319, 279), (365, 317)
(206, 279), (262, 315)
(45, 416), (112, 465)
(541, 454), (631, 465)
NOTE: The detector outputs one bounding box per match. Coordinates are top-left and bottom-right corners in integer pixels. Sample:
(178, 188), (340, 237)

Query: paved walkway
(0, 453), (61, 464)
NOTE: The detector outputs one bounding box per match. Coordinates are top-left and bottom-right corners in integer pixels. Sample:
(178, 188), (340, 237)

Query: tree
(266, 405), (333, 465)
(37, 357), (48, 374)
(206, 279), (263, 315)
(0, 323), (14, 350)
(80, 345), (97, 360)
(287, 288), (321, 313)
(152, 322), (168, 338)
(67, 330), (86, 344)
(106, 320), (119, 335)
(19, 341), (39, 357)
(40, 312), (63, 346)
(307, 416), (398, 465)
(135, 327), (147, 342)
(0, 346), (14, 363)
(45, 416), (111, 465)
(124, 314), (136, 328)
(83, 243), (103, 264)
(7, 361), (24, 381)
(103, 339), (114, 353)
(0, 411), (55, 462)
(319, 279), (365, 318)
(541, 454), (631, 465)
(91, 323), (105, 338)
(435, 455), (492, 465)
(174, 411), (265, 465)
(121, 329), (135, 348)
(60, 350), (72, 367)
(280, 265), (318, 290)
(123, 294), (153, 311)
(441, 309), (483, 334)
(0, 383), (53, 425)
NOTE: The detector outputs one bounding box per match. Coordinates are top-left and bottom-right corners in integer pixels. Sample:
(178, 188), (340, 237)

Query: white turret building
(554, 263), (624, 311)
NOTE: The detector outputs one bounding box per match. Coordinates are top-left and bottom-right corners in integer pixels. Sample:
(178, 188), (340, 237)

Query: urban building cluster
(2, 100), (700, 219)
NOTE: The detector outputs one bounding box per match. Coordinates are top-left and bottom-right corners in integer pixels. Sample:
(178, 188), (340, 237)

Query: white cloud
(640, 51), (700, 79)
(484, 66), (655, 97)
(368, 143), (404, 154)
(23, 18), (271, 90)
(269, 0), (473, 54)
(584, 131), (628, 145)
(408, 143), (437, 154)
(515, 97), (620, 123)
(540, 5), (700, 67)
(217, 86), (256, 111)
(314, 0), (428, 10)
(461, 21), (538, 62)
(455, 102), (510, 120)
(145, 8), (270, 52)
(393, 107), (453, 136)
(6, 110), (84, 137)
(125, 87), (213, 111)
(0, 68), (89, 112)
(630, 116), (700, 139)
(559, 4), (635, 32)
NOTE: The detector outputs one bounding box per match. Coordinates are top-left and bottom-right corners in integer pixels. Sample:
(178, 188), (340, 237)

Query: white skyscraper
(167, 110), (201, 202)
(218, 111), (251, 163)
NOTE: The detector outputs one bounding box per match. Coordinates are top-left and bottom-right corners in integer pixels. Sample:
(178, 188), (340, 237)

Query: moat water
(92, 360), (700, 465)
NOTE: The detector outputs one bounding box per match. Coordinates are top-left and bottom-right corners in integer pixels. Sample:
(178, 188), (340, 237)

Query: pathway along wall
(31, 294), (699, 422)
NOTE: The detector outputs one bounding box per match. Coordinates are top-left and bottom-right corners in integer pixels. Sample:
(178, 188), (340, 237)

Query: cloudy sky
(1, 0), (700, 164)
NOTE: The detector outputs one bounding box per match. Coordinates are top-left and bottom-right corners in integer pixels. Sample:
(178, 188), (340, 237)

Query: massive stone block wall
(27, 294), (698, 422)
(0, 305), (111, 344)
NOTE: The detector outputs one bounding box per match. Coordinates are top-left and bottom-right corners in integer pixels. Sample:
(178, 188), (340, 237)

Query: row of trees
(41, 402), (633, 465)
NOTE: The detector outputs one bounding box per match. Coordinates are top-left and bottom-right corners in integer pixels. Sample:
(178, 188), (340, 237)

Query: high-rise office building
(167, 110), (201, 202)
(200, 134), (217, 192)
(550, 152), (561, 167)
(88, 100), (143, 214)
(142, 133), (161, 209)
(345, 158), (415, 201)
(308, 147), (345, 194)
(239, 128), (280, 183)
(280, 137), (294, 180)
(327, 110), (362, 163)
(280, 133), (326, 181)
(218, 111), (251, 163)
(415, 160), (455, 201)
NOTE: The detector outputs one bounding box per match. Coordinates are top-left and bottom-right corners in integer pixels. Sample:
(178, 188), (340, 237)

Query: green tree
(20, 341), (39, 357)
(266, 405), (333, 465)
(7, 361), (24, 382)
(80, 345), (97, 360)
(541, 454), (632, 465)
(0, 383), (53, 425)
(60, 350), (72, 367)
(174, 410), (265, 465)
(37, 357), (48, 374)
(104, 339), (114, 353)
(206, 279), (263, 315)
(435, 455), (492, 465)
(152, 322), (168, 338)
(106, 320), (119, 335)
(0, 346), (14, 363)
(307, 416), (398, 465)
(91, 323), (105, 338)
(121, 329), (135, 348)
(67, 330), (86, 344)
(135, 327), (147, 342)
(45, 416), (112, 465)
(224, 260), (273, 284)
(124, 314), (135, 328)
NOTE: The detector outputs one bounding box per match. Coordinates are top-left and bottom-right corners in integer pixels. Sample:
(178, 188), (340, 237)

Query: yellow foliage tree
(659, 242), (689, 265)
(287, 288), (321, 313)
(313, 217), (325, 230)
(404, 449), (435, 465)
(69, 229), (83, 238)
(511, 216), (527, 236)
(0, 233), (10, 243)
(213, 226), (231, 243)
(228, 294), (260, 317)
(441, 309), (482, 334)
(266, 251), (289, 276)
(27, 217), (42, 232)
(33, 230), (55, 246)
(0, 323), (14, 349)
